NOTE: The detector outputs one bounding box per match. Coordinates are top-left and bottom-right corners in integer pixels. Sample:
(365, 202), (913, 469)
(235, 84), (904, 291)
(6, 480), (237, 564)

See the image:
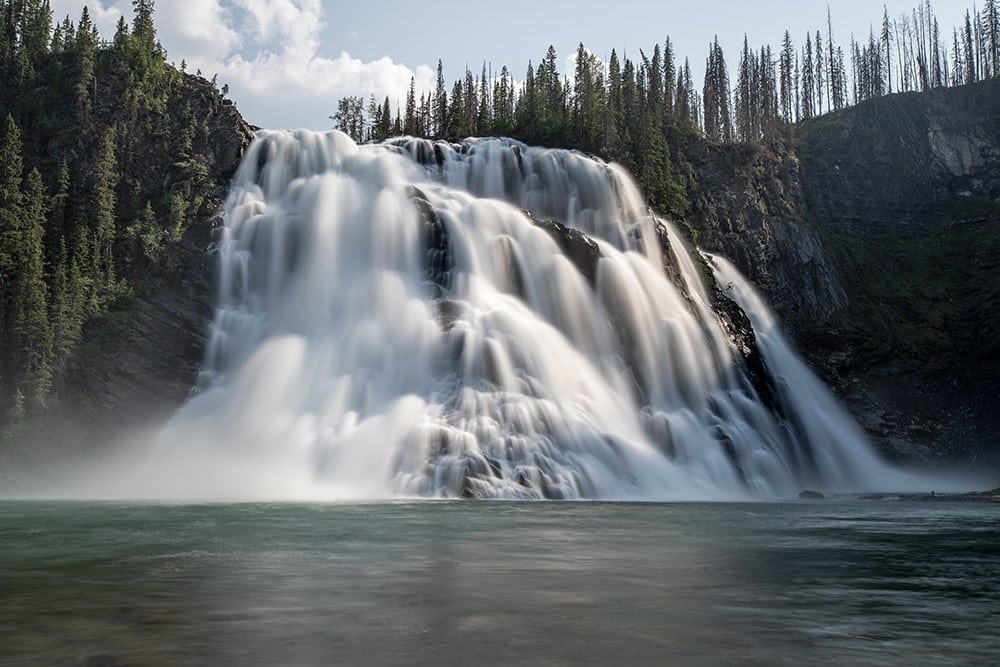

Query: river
(2, 499), (997, 665)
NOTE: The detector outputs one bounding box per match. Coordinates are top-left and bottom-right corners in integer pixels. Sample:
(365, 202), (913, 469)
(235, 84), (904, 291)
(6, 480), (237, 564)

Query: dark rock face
(680, 138), (848, 338)
(712, 289), (775, 409)
(684, 79), (1000, 471)
(797, 79), (1000, 231)
(530, 216), (601, 286)
(795, 81), (1000, 470)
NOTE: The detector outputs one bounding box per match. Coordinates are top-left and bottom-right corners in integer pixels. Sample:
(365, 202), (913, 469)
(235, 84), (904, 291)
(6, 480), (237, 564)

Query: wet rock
(530, 216), (602, 286)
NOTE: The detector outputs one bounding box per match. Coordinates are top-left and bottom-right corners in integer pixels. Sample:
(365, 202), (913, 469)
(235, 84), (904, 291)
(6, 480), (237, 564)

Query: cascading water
(155, 130), (909, 500)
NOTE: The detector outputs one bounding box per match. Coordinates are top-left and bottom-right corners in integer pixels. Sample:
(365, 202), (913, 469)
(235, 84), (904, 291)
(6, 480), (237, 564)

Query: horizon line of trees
(333, 0), (1000, 149)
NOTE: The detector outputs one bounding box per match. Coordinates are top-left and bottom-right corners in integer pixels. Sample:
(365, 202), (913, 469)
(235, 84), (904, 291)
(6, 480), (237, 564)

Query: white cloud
(49, 0), (434, 130)
(50, 0), (124, 34)
(155, 0), (240, 63)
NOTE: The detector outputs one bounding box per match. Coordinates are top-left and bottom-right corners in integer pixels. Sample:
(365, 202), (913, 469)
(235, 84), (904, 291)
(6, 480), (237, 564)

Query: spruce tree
(15, 168), (53, 407)
(0, 114), (26, 390)
(477, 64), (491, 135)
(780, 32), (795, 122)
(48, 234), (83, 383)
(132, 0), (156, 51)
(883, 6), (894, 93)
(90, 126), (118, 295)
(433, 60), (447, 137)
(404, 77), (417, 136)
(73, 6), (97, 120)
(662, 38), (676, 119)
(604, 49), (623, 160)
(45, 159), (71, 269)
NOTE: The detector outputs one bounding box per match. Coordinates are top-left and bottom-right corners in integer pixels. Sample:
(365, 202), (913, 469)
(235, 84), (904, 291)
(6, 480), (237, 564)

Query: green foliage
(16, 167), (53, 406)
(0, 0), (233, 428)
(126, 200), (166, 263)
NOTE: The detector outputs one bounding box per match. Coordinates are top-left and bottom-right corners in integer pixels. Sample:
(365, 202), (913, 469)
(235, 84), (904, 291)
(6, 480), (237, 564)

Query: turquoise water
(2, 500), (998, 666)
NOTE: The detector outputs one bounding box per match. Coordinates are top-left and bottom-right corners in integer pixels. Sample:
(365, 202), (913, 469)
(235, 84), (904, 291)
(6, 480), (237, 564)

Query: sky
(49, 0), (978, 130)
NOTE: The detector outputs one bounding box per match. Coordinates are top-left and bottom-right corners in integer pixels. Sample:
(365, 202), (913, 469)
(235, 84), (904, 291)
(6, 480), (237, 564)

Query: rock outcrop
(684, 78), (1000, 470)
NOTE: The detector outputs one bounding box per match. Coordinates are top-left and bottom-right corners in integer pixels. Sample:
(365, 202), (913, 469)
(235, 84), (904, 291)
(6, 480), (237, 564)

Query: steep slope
(685, 79), (1000, 469)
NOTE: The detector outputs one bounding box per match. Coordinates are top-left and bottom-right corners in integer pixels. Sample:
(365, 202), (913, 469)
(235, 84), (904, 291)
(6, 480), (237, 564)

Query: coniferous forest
(0, 0), (246, 440)
(333, 1), (1000, 214)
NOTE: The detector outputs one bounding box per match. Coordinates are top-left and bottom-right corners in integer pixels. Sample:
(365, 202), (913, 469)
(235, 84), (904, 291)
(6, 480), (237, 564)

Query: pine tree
(952, 28), (966, 85)
(404, 77), (417, 136)
(663, 37), (676, 118)
(433, 60), (447, 137)
(15, 167), (53, 406)
(462, 67), (476, 133)
(603, 49), (623, 159)
(0, 114), (26, 385)
(815, 31), (825, 114)
(0, 115), (51, 408)
(883, 5), (894, 93)
(48, 234), (83, 382)
(703, 37), (732, 141)
(90, 127), (118, 295)
(802, 33), (815, 119)
(132, 0), (156, 52)
(17, 0), (53, 83)
(492, 65), (514, 135)
(73, 6), (97, 120)
(447, 79), (467, 138)
(477, 63), (491, 135)
(380, 96), (391, 140)
(986, 0), (1000, 77)
(964, 11), (977, 84)
(46, 159), (70, 256)
(779, 32), (793, 122)
(649, 43), (665, 119)
(737, 36), (754, 140)
(573, 43), (603, 151)
(827, 7), (837, 105)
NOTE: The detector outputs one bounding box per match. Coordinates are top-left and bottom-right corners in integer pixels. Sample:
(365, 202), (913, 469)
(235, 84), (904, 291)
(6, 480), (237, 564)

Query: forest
(0, 0), (234, 438)
(333, 1), (1000, 214)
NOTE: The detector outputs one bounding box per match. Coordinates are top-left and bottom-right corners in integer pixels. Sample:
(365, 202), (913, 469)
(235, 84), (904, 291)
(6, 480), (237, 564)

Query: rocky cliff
(8, 74), (255, 468)
(684, 78), (1000, 470)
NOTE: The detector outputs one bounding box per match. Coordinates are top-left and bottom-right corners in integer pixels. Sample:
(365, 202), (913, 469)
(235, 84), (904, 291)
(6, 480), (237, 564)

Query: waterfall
(156, 130), (908, 500)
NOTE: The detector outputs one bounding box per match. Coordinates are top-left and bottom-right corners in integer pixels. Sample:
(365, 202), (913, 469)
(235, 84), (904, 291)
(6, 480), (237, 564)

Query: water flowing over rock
(158, 131), (909, 500)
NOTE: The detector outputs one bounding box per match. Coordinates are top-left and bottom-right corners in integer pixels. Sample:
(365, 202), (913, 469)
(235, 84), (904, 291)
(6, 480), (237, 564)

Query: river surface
(2, 500), (998, 666)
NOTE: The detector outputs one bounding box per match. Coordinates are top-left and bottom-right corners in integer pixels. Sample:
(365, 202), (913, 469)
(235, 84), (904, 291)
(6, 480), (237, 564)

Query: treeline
(0, 0), (225, 436)
(335, 43), (696, 214)
(333, 0), (1000, 171)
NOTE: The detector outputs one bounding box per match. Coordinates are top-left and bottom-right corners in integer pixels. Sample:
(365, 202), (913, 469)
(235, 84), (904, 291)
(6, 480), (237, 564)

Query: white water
(114, 131), (918, 500)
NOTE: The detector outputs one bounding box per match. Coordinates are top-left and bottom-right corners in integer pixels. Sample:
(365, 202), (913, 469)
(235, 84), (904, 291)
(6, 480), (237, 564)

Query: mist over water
(26, 131), (943, 500)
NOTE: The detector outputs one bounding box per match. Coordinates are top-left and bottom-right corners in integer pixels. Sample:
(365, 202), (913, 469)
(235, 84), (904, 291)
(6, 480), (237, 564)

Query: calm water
(1, 500), (998, 666)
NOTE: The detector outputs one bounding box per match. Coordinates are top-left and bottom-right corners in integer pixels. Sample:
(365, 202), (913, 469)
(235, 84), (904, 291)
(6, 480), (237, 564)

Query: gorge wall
(684, 78), (1000, 469)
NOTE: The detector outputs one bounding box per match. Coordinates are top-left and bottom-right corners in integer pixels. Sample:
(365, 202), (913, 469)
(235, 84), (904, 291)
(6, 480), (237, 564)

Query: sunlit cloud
(49, 0), (434, 130)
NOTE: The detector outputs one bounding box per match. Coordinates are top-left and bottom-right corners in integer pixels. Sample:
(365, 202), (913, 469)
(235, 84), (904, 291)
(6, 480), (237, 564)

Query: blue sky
(50, 1), (977, 130)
